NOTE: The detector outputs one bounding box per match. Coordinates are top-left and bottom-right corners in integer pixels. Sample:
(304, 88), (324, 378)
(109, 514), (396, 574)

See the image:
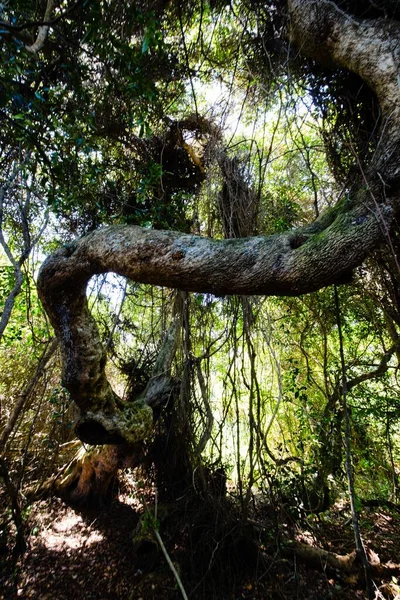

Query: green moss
(122, 399), (153, 442)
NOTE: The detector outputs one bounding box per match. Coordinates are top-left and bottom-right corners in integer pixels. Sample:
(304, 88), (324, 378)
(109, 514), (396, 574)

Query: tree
(35, 0), (400, 447)
(2, 8), (400, 594)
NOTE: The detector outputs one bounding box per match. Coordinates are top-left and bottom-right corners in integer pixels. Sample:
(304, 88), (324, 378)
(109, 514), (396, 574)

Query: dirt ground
(1, 489), (400, 600)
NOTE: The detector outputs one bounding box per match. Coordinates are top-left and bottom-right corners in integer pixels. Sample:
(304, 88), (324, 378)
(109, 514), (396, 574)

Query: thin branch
(334, 285), (374, 600)
(177, 5), (199, 118)
(194, 359), (214, 455)
(347, 340), (400, 391)
(25, 0), (55, 54)
(142, 497), (189, 600)
(153, 529), (189, 600)
(0, 339), (58, 454)
(0, 162), (48, 342)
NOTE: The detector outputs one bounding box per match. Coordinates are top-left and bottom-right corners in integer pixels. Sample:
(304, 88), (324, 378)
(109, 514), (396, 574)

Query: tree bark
(37, 0), (400, 445)
(29, 317), (181, 507)
(288, 0), (400, 157)
(38, 444), (142, 508)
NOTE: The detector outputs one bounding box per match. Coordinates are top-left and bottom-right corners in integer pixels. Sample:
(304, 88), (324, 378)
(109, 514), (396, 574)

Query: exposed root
(286, 541), (400, 581)
(27, 443), (142, 509)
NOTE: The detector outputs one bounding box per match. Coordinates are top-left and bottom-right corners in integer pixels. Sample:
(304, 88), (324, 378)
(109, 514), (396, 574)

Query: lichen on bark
(75, 401), (154, 445)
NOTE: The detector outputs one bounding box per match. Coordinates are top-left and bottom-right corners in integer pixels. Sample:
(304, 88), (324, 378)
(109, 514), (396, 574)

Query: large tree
(34, 0), (400, 446)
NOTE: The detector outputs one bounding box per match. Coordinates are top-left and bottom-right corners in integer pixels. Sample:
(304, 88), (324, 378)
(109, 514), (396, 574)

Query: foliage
(0, 2), (400, 595)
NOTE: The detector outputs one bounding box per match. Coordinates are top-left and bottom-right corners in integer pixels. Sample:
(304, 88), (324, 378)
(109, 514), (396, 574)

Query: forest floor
(1, 484), (400, 600)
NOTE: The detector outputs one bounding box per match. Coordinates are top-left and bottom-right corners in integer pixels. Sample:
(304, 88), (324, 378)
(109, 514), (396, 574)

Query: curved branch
(37, 0), (400, 445)
(24, 0), (54, 54)
(37, 196), (390, 443)
(347, 339), (400, 390)
(288, 0), (400, 173)
(289, 0), (400, 117)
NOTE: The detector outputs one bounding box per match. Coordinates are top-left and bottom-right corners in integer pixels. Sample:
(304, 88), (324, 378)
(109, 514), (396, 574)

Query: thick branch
(73, 316), (180, 444)
(37, 197), (390, 443)
(39, 201), (388, 300)
(289, 1), (400, 118)
(287, 541), (400, 579)
(288, 0), (400, 173)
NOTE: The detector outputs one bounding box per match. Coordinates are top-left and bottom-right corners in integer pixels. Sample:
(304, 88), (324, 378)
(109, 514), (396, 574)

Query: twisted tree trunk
(37, 0), (400, 446)
(31, 319), (180, 507)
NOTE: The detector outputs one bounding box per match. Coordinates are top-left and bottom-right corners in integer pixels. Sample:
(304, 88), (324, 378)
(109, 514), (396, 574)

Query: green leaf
(142, 36), (149, 54)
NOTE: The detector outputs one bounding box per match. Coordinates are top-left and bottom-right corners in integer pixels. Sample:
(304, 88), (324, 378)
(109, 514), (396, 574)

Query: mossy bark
(45, 319), (181, 507)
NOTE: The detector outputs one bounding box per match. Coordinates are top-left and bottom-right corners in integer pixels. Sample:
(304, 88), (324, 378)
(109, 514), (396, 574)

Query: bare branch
(347, 339), (400, 391)
(25, 0), (55, 54)
(0, 339), (58, 454)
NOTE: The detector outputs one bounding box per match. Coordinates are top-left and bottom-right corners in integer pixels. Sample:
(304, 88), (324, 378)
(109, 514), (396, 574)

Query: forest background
(1, 1), (400, 599)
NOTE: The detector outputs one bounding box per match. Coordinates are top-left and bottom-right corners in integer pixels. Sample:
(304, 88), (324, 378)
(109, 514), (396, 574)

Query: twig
(141, 497), (189, 600)
(153, 530), (189, 600)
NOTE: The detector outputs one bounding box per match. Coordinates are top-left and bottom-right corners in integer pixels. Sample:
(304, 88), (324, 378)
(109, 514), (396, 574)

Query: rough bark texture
(27, 321), (180, 507)
(49, 444), (141, 508)
(288, 0), (400, 174)
(37, 0), (400, 445)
